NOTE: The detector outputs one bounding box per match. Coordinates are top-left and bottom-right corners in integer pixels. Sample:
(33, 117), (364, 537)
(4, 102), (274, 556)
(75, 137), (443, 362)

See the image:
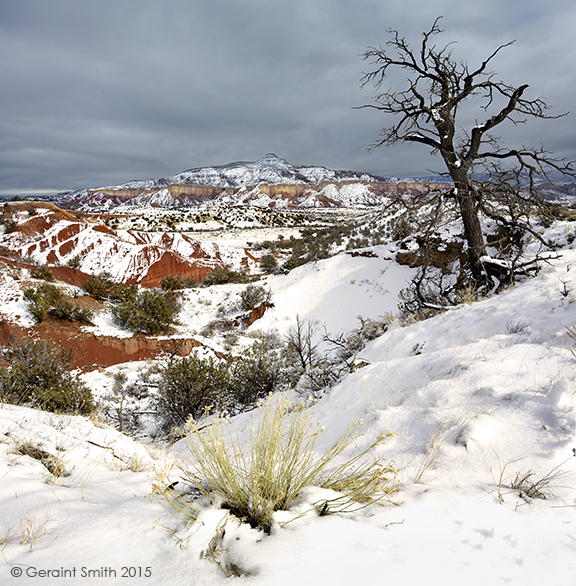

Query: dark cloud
(1, 0), (575, 195)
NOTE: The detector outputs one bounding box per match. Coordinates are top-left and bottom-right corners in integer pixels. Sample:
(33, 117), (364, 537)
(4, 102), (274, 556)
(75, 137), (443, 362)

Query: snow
(255, 244), (415, 336)
(60, 154), (395, 212)
(1, 222), (575, 584)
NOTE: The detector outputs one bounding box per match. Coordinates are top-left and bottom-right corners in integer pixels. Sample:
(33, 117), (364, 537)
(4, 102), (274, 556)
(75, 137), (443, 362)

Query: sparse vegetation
(239, 284), (271, 311)
(10, 438), (69, 478)
(0, 215), (17, 233)
(111, 290), (180, 335)
(0, 340), (95, 415)
(65, 255), (82, 269)
(102, 371), (149, 434)
(494, 456), (571, 504)
(167, 394), (396, 533)
(23, 283), (92, 324)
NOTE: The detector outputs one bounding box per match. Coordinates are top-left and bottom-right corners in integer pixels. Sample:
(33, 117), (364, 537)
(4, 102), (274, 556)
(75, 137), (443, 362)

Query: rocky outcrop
(68, 177), (453, 211)
(0, 206), (233, 287)
(0, 318), (213, 371)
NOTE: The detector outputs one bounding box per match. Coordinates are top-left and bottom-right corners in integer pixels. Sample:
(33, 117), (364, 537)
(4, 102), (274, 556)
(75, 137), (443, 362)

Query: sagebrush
(165, 395), (396, 533)
(0, 340), (95, 415)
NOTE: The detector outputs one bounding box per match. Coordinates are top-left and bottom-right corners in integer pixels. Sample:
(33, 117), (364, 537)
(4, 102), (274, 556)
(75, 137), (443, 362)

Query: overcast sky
(1, 0), (575, 196)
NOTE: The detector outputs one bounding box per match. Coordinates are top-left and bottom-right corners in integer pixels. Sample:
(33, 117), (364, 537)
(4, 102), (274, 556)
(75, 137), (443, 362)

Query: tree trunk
(451, 170), (488, 284)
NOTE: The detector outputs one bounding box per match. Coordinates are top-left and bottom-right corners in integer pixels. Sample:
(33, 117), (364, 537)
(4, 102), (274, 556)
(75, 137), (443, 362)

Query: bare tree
(360, 17), (575, 285)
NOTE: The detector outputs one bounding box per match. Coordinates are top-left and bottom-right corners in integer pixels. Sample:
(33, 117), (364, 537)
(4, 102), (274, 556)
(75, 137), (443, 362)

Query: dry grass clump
(19, 507), (53, 551)
(168, 394), (396, 533)
(200, 514), (253, 578)
(493, 456), (572, 505)
(10, 438), (69, 478)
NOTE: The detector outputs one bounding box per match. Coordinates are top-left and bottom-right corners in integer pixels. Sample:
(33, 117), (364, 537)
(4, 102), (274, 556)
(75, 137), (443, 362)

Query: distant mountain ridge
(56, 154), (452, 211)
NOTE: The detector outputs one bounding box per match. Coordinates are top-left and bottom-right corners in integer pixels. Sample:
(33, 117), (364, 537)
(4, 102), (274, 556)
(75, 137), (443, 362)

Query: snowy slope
(1, 222), (575, 585)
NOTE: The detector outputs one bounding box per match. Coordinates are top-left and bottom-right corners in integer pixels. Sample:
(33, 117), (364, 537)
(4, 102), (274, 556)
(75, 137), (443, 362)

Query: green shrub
(0, 217), (17, 233)
(0, 340), (95, 415)
(66, 255), (82, 269)
(202, 266), (247, 286)
(48, 298), (93, 324)
(23, 283), (62, 322)
(83, 273), (137, 302)
(111, 290), (180, 335)
(23, 284), (92, 324)
(169, 395), (397, 533)
(159, 275), (197, 291)
(260, 253), (278, 272)
(239, 284), (271, 311)
(156, 354), (233, 432)
(30, 265), (55, 282)
(231, 340), (288, 404)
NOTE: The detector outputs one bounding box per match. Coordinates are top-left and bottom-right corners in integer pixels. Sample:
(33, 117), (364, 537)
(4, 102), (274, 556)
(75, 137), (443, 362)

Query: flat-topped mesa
(58, 154), (453, 211)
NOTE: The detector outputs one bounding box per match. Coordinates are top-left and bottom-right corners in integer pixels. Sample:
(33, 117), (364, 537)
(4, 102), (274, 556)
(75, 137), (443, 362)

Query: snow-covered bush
(239, 284), (271, 311)
(230, 339), (289, 404)
(169, 394), (397, 533)
(156, 342), (290, 434)
(259, 253), (278, 272)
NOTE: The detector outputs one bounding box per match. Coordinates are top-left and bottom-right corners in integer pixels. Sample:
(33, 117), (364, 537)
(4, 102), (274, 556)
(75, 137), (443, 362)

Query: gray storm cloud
(1, 0), (574, 195)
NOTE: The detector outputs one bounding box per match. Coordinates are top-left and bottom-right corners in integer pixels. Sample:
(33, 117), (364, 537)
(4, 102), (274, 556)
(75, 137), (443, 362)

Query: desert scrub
(202, 265), (247, 286)
(23, 283), (62, 321)
(156, 354), (233, 432)
(0, 340), (95, 415)
(83, 272), (137, 302)
(23, 283), (92, 324)
(239, 284), (272, 311)
(48, 298), (93, 324)
(160, 275), (197, 291)
(30, 264), (55, 282)
(156, 343), (290, 433)
(259, 253), (279, 272)
(171, 395), (396, 533)
(111, 290), (180, 335)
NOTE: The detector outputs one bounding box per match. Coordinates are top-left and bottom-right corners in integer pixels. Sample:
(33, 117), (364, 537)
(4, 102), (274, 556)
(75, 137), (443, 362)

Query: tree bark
(451, 167), (488, 283)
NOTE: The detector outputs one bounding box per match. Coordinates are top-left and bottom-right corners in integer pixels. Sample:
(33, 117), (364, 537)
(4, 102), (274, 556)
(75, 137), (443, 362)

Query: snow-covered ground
(1, 221), (575, 584)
